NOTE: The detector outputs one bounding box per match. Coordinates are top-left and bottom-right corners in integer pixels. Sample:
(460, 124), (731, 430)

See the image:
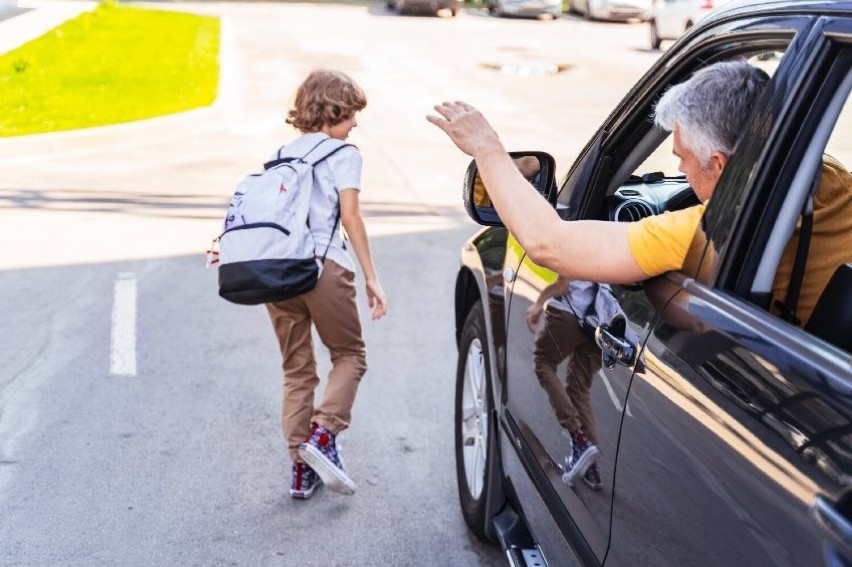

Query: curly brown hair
(286, 69), (368, 133)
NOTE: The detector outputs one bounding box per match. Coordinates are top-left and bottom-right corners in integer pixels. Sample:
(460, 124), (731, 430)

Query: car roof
(709, 0), (852, 21)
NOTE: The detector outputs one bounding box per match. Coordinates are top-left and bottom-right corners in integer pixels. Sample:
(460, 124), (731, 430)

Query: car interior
(604, 50), (786, 220)
(753, 62), (852, 353)
(590, 45), (851, 354)
(803, 84), (852, 353)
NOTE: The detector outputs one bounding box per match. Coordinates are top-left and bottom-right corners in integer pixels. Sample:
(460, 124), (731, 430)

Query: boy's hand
(526, 302), (543, 333)
(366, 279), (388, 321)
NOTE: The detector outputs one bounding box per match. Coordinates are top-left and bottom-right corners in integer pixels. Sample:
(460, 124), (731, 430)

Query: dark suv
(452, 1), (852, 565)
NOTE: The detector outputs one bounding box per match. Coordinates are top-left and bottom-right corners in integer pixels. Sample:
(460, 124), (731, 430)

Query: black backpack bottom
(219, 258), (319, 305)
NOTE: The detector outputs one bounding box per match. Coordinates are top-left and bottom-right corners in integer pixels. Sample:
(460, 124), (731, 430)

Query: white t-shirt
(269, 132), (362, 273)
(550, 281), (621, 330)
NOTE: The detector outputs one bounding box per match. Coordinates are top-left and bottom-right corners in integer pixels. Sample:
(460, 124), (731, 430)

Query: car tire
(649, 19), (661, 50)
(455, 301), (499, 542)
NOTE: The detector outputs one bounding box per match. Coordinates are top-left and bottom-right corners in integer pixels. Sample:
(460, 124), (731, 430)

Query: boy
(266, 69), (388, 499)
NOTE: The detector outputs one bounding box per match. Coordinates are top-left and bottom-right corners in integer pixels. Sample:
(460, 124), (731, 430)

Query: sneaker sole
(582, 477), (603, 491)
(562, 446), (601, 486)
(289, 487), (316, 499)
(298, 444), (357, 496)
(289, 477), (322, 499)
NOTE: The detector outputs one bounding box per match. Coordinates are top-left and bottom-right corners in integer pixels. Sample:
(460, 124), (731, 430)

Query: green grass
(0, 1), (219, 137)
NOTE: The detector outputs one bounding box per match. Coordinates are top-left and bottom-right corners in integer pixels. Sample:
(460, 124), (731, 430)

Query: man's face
(672, 126), (727, 203)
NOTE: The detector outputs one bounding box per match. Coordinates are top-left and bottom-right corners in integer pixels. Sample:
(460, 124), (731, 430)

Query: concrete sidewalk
(0, 0), (94, 56)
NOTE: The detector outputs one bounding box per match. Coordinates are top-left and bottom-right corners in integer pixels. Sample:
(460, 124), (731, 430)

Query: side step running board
(493, 506), (548, 567)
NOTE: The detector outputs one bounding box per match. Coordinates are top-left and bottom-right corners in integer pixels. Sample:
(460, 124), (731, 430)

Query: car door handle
(595, 319), (636, 370)
(811, 495), (852, 563)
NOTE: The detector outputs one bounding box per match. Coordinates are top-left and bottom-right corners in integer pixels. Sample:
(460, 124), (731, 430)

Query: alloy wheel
(460, 338), (488, 499)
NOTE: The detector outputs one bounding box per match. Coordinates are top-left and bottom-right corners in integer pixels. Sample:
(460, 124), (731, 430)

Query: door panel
(609, 276), (851, 566)
(504, 258), (677, 561)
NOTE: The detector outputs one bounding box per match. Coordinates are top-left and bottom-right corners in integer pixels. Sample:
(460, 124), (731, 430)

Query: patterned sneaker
(290, 461), (322, 499)
(583, 462), (603, 491)
(561, 427), (601, 486)
(298, 424), (357, 496)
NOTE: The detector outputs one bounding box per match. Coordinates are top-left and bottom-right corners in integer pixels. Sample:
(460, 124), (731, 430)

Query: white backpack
(214, 137), (352, 305)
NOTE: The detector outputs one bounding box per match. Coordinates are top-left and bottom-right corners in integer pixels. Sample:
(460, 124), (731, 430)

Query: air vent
(612, 200), (655, 222)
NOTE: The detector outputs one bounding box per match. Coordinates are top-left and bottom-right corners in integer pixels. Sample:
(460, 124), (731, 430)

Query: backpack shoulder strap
(301, 137), (356, 167)
(262, 136), (356, 171)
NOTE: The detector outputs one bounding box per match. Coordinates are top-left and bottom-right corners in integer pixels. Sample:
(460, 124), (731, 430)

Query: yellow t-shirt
(627, 204), (707, 278)
(626, 156), (852, 326)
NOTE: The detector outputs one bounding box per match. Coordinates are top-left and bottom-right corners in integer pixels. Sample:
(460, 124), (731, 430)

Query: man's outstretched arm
(427, 101), (647, 284)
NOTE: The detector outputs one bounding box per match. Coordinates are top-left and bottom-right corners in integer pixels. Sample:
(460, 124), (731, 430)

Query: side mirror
(463, 151), (557, 227)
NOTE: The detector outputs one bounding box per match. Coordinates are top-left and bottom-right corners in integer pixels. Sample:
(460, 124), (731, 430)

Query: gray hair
(654, 60), (770, 166)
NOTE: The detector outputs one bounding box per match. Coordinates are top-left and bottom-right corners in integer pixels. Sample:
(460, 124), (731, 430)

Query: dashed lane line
(109, 272), (137, 377)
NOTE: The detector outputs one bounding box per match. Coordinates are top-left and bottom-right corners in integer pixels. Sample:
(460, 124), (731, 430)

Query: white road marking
(110, 272), (137, 377)
(600, 371), (633, 417)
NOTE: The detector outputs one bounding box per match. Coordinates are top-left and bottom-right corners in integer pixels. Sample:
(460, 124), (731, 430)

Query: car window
(556, 37), (796, 228)
(633, 50), (786, 179)
(824, 91), (852, 169)
(759, 60), (852, 352)
(723, 35), (852, 354)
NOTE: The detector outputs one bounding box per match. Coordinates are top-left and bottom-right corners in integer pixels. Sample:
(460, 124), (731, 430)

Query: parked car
(568, 0), (652, 21)
(387, 0), (461, 16)
(648, 0), (732, 49)
(452, 1), (852, 566)
(487, 0), (563, 19)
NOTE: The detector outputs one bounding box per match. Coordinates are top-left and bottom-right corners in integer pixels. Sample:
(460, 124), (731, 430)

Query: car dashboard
(607, 174), (699, 221)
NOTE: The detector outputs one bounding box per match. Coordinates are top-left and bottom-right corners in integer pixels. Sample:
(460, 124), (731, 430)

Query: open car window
(604, 50), (788, 222)
(631, 50), (785, 179)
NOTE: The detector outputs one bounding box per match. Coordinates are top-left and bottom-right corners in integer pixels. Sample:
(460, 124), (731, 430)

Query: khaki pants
(533, 306), (601, 441)
(266, 260), (367, 461)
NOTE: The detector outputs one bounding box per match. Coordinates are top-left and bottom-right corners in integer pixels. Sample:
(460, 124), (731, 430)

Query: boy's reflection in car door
(527, 278), (627, 491)
(505, 260), (657, 560)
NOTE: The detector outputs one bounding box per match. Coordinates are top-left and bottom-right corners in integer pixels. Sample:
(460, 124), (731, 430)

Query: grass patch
(0, 1), (219, 137)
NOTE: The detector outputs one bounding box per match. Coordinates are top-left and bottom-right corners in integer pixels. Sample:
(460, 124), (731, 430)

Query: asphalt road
(0, 2), (661, 565)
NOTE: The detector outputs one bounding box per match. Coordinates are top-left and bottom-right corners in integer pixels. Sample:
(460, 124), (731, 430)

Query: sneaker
(290, 461), (322, 499)
(298, 423), (357, 496)
(561, 427), (600, 486)
(583, 463), (603, 491)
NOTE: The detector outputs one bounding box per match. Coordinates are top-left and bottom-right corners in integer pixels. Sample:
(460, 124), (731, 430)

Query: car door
(501, 12), (814, 565)
(609, 16), (852, 567)
(503, 209), (651, 565)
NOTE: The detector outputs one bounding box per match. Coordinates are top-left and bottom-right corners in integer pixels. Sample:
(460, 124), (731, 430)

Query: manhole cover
(480, 62), (571, 77)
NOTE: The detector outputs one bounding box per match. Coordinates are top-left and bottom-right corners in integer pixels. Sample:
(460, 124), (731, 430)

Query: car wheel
(649, 19), (661, 50)
(455, 301), (498, 542)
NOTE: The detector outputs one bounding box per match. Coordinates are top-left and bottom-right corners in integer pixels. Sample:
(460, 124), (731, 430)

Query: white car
(569, 0), (652, 21)
(648, 0), (732, 49)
